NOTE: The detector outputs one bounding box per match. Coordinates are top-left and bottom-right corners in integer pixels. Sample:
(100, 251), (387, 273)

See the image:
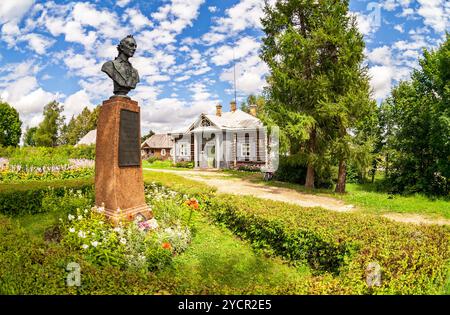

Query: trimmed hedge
(202, 195), (450, 294)
(0, 179), (94, 216)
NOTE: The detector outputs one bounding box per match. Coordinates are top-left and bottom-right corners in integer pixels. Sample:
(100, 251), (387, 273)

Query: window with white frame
(179, 144), (189, 156)
(241, 143), (250, 158)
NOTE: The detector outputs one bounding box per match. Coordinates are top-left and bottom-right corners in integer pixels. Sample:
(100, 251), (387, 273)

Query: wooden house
(141, 134), (174, 160)
(170, 101), (267, 169)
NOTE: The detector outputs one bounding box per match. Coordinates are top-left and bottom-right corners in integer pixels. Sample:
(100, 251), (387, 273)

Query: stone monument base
(95, 96), (152, 225)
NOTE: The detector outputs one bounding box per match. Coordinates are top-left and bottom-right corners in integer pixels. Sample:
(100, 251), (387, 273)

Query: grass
(152, 211), (312, 294)
(142, 160), (191, 170)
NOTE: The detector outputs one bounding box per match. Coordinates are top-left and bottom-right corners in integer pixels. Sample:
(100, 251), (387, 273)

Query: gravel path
(145, 168), (450, 225)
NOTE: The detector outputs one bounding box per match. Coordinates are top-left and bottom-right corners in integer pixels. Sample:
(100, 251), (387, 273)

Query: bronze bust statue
(102, 35), (140, 96)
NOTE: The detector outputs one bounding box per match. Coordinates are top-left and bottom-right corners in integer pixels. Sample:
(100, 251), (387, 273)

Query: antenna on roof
(233, 44), (237, 106)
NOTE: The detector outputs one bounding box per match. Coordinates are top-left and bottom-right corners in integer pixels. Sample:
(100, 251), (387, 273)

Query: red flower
(162, 242), (172, 250)
(184, 198), (199, 210)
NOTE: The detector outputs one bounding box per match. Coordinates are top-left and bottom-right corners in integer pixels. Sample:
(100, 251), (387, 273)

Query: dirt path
(145, 169), (450, 226)
(146, 169), (354, 212)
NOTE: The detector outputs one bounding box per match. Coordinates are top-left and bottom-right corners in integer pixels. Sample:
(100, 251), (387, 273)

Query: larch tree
(260, 0), (374, 192)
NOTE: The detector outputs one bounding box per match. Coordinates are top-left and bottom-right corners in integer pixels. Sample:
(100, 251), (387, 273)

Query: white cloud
(22, 33), (55, 54)
(417, 0), (448, 33)
(219, 52), (268, 95)
(367, 46), (392, 66)
(124, 8), (153, 32)
(211, 36), (260, 66)
(62, 90), (93, 120)
(0, 0), (34, 24)
(394, 24), (404, 33)
(116, 0), (131, 8)
(353, 11), (378, 36)
(208, 6), (218, 13)
(369, 65), (394, 100)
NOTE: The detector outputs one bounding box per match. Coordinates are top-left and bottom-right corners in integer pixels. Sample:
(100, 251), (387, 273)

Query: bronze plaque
(119, 109), (140, 167)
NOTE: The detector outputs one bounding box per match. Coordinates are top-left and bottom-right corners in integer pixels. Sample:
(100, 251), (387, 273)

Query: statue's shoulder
(101, 60), (114, 73)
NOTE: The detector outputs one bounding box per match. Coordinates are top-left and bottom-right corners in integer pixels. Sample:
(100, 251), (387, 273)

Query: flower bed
(59, 183), (196, 273)
(0, 159), (94, 183)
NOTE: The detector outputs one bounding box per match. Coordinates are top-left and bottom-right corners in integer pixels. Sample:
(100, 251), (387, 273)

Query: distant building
(75, 129), (96, 146)
(141, 134), (174, 160)
(170, 101), (267, 169)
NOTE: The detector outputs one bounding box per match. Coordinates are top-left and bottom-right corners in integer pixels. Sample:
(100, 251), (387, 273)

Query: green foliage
(0, 101), (22, 147)
(0, 145), (95, 162)
(0, 168), (94, 183)
(33, 101), (65, 147)
(60, 106), (99, 145)
(23, 126), (37, 146)
(0, 179), (93, 216)
(146, 156), (162, 163)
(202, 194), (450, 294)
(275, 155), (334, 188)
(141, 129), (155, 143)
(379, 35), (450, 196)
(175, 161), (194, 168)
(260, 0), (376, 191)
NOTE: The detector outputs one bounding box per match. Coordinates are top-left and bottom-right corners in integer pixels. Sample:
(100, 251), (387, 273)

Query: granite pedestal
(95, 96), (152, 224)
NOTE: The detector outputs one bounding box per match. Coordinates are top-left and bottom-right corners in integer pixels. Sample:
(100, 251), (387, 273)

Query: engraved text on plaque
(119, 109), (140, 166)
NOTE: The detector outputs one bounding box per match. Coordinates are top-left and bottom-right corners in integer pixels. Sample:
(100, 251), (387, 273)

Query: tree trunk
(305, 128), (316, 189)
(305, 163), (315, 189)
(335, 159), (346, 193)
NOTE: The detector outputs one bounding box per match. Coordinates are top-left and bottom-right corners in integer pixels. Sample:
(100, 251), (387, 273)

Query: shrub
(274, 156), (334, 188)
(0, 179), (94, 216)
(146, 156), (162, 164)
(175, 161), (194, 168)
(201, 195), (450, 294)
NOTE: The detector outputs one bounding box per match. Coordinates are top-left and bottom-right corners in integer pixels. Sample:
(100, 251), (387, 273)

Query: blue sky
(0, 0), (448, 135)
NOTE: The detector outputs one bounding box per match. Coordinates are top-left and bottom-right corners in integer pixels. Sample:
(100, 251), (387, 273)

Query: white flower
(68, 214), (75, 221)
(97, 207), (105, 213)
(114, 227), (122, 233)
(78, 230), (86, 238)
(164, 227), (173, 234)
(69, 228), (75, 233)
(84, 209), (88, 214)
(91, 241), (99, 247)
(148, 218), (159, 230)
(81, 244), (89, 250)
(116, 208), (121, 213)
(77, 215), (83, 220)
(99, 221), (104, 225)
(120, 238), (127, 245)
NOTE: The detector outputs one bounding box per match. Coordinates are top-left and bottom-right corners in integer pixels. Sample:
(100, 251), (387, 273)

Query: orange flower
(162, 242), (172, 250)
(184, 198), (199, 210)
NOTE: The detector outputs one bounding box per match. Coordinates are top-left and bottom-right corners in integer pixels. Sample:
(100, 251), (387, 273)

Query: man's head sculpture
(101, 34), (140, 97)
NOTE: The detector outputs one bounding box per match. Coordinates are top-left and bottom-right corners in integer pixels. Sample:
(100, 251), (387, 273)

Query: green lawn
(142, 160), (191, 170)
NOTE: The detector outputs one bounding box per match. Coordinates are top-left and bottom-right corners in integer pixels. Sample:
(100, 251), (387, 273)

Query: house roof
(75, 129), (96, 146)
(207, 109), (262, 129)
(141, 134), (174, 149)
(186, 109), (263, 133)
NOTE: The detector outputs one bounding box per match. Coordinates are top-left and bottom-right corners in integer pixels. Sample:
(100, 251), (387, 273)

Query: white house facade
(170, 101), (268, 169)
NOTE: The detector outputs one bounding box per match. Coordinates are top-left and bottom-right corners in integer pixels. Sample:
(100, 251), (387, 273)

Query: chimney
(216, 104), (222, 117)
(249, 104), (257, 117)
(230, 100), (237, 112)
